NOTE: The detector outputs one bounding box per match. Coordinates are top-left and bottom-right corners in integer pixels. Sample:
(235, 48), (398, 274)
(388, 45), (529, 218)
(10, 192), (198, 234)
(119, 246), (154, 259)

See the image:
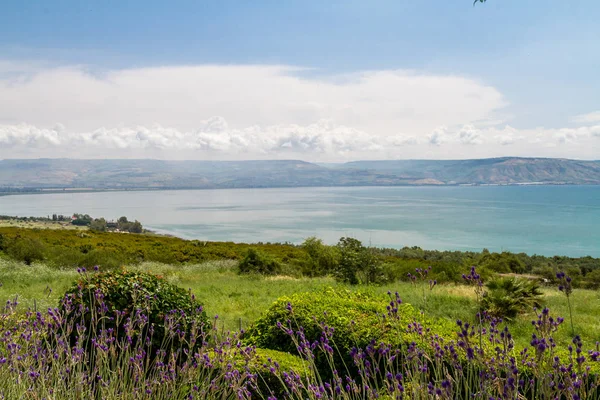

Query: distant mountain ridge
(1, 157), (599, 191)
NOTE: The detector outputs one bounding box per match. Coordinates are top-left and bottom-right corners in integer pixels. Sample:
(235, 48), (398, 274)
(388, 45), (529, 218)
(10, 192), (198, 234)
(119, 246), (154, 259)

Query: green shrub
(482, 277), (543, 320)
(477, 252), (527, 274)
(242, 288), (444, 377)
(584, 269), (600, 289)
(60, 269), (209, 357)
(300, 237), (340, 277)
(238, 248), (281, 275)
(335, 237), (383, 284)
(4, 236), (45, 265)
(249, 348), (311, 397)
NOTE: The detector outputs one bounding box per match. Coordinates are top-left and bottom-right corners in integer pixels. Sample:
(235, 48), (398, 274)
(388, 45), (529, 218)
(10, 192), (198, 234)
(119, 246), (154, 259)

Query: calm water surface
(1, 186), (599, 257)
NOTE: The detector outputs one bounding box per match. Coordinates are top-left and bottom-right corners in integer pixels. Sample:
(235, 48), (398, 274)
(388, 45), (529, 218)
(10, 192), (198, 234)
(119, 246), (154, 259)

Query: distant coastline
(2, 157), (600, 192)
(0, 181), (594, 198)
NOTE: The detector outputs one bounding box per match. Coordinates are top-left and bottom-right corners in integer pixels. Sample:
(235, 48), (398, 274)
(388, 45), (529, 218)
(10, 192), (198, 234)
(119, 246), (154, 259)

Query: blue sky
(0, 0), (599, 160)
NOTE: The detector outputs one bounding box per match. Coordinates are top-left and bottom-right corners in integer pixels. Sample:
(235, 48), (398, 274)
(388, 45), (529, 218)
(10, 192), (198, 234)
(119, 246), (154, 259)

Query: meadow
(1, 227), (600, 398)
(1, 256), (599, 352)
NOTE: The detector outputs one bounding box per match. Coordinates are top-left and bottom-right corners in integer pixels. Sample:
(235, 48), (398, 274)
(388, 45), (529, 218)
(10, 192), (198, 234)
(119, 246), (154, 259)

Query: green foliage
(336, 237), (363, 284)
(2, 226), (600, 289)
(478, 251), (527, 274)
(335, 237), (383, 284)
(482, 277), (543, 320)
(248, 348), (311, 397)
(71, 213), (92, 226)
(60, 269), (209, 354)
(243, 288), (385, 375)
(300, 237), (340, 277)
(89, 218), (107, 232)
(242, 288), (452, 377)
(116, 216), (144, 233)
(238, 248), (282, 275)
(380, 259), (463, 284)
(0, 227), (307, 269)
(584, 269), (600, 289)
(4, 235), (46, 265)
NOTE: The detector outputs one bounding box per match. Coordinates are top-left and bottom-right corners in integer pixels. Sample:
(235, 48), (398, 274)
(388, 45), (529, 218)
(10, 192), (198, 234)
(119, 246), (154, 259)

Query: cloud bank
(2, 118), (599, 161)
(0, 62), (598, 160)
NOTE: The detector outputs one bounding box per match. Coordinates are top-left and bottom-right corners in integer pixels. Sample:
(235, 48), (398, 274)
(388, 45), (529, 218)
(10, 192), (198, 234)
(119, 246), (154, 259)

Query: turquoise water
(1, 186), (599, 257)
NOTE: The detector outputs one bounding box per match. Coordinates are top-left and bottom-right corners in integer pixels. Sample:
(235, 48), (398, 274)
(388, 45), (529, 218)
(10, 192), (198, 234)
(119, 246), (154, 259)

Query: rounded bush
(244, 289), (393, 375)
(60, 268), (209, 358)
(238, 248), (282, 275)
(243, 288), (460, 378)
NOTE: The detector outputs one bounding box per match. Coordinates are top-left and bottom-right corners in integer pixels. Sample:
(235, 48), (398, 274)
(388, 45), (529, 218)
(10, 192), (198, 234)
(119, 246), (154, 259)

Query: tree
(129, 220), (143, 234)
(90, 218), (107, 232)
(478, 251), (526, 274)
(72, 214), (92, 226)
(335, 237), (382, 284)
(301, 237), (339, 276)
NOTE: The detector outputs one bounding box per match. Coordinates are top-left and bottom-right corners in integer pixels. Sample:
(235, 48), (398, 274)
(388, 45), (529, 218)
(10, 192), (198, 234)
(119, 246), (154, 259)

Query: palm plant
(482, 277), (543, 320)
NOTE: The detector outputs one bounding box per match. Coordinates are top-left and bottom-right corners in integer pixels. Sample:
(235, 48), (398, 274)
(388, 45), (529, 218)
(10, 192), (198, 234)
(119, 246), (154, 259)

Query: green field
(2, 255), (598, 351)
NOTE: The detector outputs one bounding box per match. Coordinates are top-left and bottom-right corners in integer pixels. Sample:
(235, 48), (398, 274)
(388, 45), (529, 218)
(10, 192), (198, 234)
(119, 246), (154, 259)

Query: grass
(1, 257), (599, 352)
(129, 261), (355, 332)
(0, 256), (79, 312)
(0, 219), (87, 230)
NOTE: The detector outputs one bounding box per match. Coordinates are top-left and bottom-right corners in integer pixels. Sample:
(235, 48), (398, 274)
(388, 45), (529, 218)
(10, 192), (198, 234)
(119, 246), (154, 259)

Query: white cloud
(0, 61), (598, 160)
(2, 119), (599, 161)
(0, 62), (505, 135)
(457, 124), (483, 145)
(573, 111), (600, 124)
(492, 125), (521, 145)
(427, 126), (449, 146)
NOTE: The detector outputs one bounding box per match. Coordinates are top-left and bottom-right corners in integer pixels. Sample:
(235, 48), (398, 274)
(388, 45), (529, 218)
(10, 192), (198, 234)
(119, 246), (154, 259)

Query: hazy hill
(339, 158), (600, 185)
(1, 157), (599, 191)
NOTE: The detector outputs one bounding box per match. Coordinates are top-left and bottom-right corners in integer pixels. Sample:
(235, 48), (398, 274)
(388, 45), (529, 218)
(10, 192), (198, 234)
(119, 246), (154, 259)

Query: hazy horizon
(2, 155), (600, 163)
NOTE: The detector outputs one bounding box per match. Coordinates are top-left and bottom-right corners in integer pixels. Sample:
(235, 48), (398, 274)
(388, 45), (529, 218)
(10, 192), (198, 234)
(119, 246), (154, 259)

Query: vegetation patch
(60, 268), (209, 357)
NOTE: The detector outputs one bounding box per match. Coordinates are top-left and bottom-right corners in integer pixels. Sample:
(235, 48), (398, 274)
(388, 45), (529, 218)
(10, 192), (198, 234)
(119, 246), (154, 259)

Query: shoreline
(1, 181), (597, 197)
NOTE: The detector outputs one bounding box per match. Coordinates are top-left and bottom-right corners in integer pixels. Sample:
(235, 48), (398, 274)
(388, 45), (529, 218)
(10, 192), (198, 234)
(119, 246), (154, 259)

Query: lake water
(1, 185), (599, 257)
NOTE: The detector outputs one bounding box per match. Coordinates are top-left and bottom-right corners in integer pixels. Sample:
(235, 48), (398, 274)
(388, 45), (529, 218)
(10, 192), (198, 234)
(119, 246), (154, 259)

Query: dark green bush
(60, 269), (209, 357)
(477, 251), (527, 274)
(238, 248), (282, 275)
(4, 236), (45, 265)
